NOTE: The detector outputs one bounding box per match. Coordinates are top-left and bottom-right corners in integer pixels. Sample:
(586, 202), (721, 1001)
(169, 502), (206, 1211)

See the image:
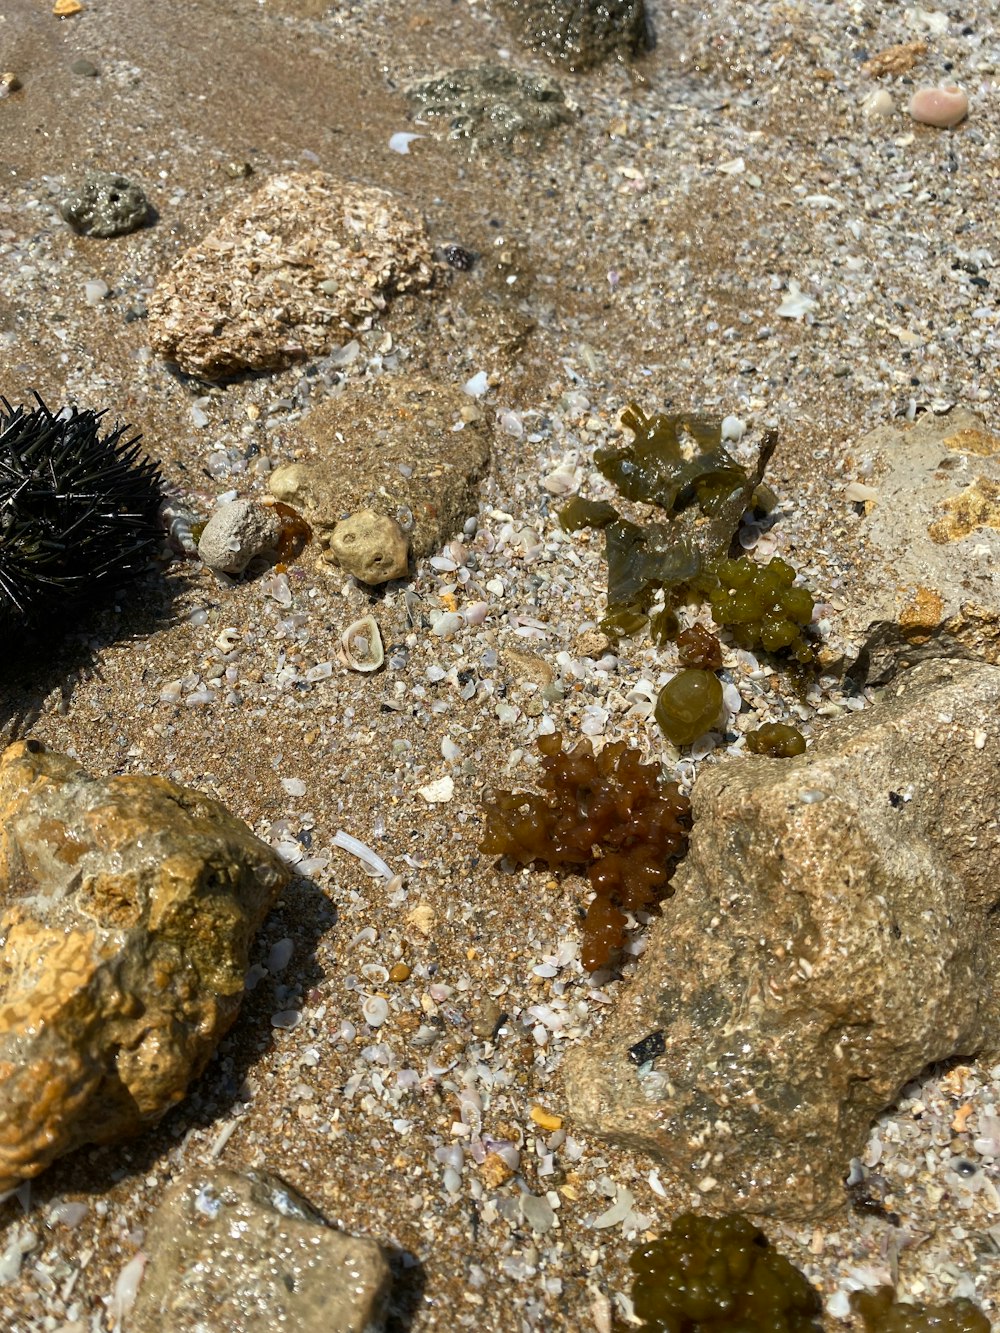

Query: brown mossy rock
(563, 660), (1000, 1221)
(130, 1164), (391, 1333)
(0, 741), (290, 1192)
(269, 373), (492, 563)
(494, 0), (649, 70)
(147, 171), (434, 379)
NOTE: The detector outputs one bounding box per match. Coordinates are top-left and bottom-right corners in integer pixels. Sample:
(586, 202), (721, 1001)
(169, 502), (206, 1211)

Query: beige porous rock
(563, 660), (1000, 1221)
(816, 408), (1000, 682)
(130, 1164), (391, 1333)
(329, 509), (409, 585)
(269, 373), (491, 562)
(0, 741), (290, 1192)
(147, 171), (435, 379)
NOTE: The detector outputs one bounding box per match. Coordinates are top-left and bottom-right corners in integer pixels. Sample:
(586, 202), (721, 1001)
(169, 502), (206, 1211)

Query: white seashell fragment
(776, 281), (819, 320)
(339, 615), (384, 672)
(418, 775), (454, 804)
(463, 370), (489, 398)
(389, 131), (423, 154)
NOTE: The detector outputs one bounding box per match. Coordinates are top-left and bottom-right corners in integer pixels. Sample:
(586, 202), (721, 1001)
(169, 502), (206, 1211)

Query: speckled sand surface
(1, 0), (999, 1329)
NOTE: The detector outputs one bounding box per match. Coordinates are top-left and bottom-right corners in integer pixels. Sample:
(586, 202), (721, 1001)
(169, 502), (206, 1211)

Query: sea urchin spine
(0, 394), (164, 627)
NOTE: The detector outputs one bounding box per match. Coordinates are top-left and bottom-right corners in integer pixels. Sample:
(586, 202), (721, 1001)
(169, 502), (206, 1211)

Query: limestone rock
(0, 741), (290, 1192)
(563, 660), (1000, 1220)
(269, 373), (491, 562)
(129, 1164), (391, 1333)
(494, 0), (649, 70)
(198, 499), (281, 575)
(147, 172), (434, 379)
(819, 408), (1000, 682)
(329, 510), (409, 585)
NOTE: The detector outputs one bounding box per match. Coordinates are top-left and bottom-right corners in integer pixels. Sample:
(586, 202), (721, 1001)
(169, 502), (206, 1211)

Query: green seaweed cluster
(629, 1212), (822, 1332)
(709, 557), (815, 663)
(559, 407), (812, 662)
(850, 1287), (990, 1333)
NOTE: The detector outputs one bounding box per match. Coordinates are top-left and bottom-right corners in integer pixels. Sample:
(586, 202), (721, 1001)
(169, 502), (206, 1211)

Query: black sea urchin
(0, 394), (164, 627)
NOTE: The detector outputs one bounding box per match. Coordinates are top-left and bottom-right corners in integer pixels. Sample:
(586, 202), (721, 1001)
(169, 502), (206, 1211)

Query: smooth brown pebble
(909, 84), (969, 128)
(389, 963), (411, 982)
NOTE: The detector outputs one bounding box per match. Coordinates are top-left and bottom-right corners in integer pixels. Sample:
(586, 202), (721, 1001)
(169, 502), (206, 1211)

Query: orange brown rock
(0, 741), (290, 1192)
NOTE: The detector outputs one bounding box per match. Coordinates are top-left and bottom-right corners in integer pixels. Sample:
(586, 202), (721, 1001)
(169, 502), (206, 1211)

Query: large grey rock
(818, 408), (1000, 683)
(563, 660), (1000, 1220)
(0, 741), (290, 1193)
(269, 374), (491, 564)
(494, 0), (649, 70)
(129, 1164), (391, 1332)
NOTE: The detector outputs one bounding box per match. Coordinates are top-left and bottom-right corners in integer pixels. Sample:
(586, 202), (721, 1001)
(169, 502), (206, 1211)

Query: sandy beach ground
(0, 0), (998, 1328)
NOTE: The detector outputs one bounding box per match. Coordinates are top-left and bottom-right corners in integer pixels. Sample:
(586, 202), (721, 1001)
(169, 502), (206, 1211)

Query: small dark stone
(628, 1029), (665, 1065)
(70, 59), (100, 77)
(888, 790), (903, 808)
(442, 243), (476, 271)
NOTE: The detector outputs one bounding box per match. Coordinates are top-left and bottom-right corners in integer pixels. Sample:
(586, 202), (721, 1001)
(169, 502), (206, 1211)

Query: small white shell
(338, 615), (384, 673)
(362, 995), (390, 1027)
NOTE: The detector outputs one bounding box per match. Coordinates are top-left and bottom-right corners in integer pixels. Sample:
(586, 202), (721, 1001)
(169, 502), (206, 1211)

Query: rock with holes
(129, 1164), (391, 1333)
(329, 510), (409, 585)
(563, 660), (1000, 1220)
(0, 740), (290, 1192)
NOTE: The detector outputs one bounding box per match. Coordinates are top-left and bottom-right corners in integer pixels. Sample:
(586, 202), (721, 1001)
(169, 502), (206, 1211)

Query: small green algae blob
(558, 496), (618, 532)
(850, 1287), (990, 1333)
(745, 722), (806, 758)
(654, 669), (724, 747)
(629, 1212), (823, 1332)
(708, 556), (815, 663)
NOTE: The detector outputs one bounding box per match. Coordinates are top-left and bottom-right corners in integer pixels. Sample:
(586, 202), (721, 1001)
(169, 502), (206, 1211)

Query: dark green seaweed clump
(630, 1212), (823, 1332)
(655, 669), (724, 747)
(558, 407), (808, 657)
(709, 557), (815, 664)
(745, 722), (807, 758)
(0, 394), (164, 627)
(480, 732), (690, 971)
(850, 1286), (990, 1333)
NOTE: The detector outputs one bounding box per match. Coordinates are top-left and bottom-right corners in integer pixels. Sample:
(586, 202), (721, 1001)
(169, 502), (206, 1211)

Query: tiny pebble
(83, 279), (109, 305)
(389, 963), (411, 982)
(280, 777), (306, 797)
(70, 58), (99, 76)
(909, 84), (969, 129)
(860, 88), (894, 118)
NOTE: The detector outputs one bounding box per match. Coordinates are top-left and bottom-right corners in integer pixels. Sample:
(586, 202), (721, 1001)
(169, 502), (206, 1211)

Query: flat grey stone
(129, 1164), (391, 1332)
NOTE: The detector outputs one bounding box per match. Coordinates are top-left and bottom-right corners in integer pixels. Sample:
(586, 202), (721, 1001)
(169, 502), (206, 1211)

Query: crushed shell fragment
(339, 616), (384, 673)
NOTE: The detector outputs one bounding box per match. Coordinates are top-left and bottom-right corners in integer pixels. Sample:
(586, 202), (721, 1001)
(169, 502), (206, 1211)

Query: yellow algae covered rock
(0, 740), (289, 1191)
(147, 171), (435, 379)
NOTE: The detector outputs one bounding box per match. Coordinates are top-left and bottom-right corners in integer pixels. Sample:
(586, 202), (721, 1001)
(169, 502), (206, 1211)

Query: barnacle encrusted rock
(813, 407), (1000, 682)
(0, 741), (290, 1191)
(564, 660), (1000, 1221)
(147, 171), (434, 379)
(130, 1164), (391, 1333)
(269, 373), (492, 562)
(405, 64), (571, 146)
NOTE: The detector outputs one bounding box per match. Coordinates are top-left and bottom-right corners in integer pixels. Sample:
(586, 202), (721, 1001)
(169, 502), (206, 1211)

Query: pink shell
(908, 85), (969, 129)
